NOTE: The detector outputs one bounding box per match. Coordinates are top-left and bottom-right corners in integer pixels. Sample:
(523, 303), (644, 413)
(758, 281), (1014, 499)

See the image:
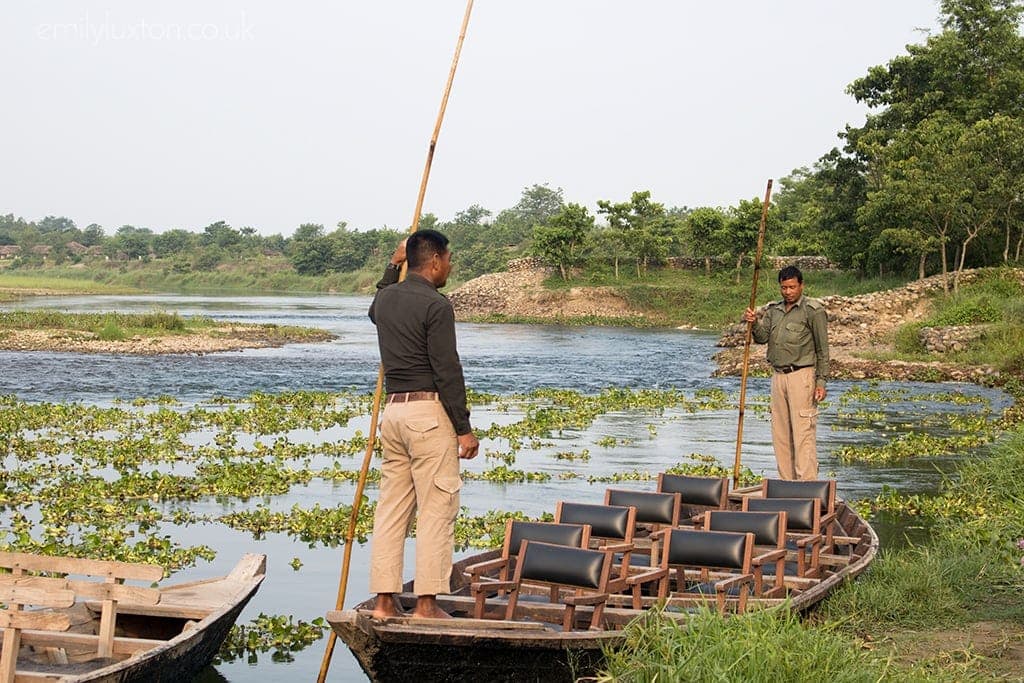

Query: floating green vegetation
(835, 431), (995, 464)
(216, 613), (327, 664)
(553, 449), (590, 461)
(219, 501), (376, 546)
(463, 466), (552, 483)
(831, 383), (999, 464)
(455, 509), (551, 550)
(665, 453), (761, 487)
(0, 380), (1004, 580)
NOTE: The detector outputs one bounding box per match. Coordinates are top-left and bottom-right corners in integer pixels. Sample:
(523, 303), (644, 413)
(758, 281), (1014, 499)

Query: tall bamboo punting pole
(317, 2), (474, 680)
(732, 179), (773, 488)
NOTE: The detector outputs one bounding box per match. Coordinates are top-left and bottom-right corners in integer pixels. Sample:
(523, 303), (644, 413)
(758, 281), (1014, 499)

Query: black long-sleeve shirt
(368, 265), (472, 435)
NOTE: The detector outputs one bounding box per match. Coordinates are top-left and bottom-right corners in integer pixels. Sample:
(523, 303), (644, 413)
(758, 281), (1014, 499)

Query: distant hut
(65, 241), (88, 256)
(0, 245), (21, 259)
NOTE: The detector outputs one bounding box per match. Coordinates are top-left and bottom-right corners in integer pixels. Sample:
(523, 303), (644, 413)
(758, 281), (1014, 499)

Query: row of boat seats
(0, 551), (163, 683)
(466, 476), (841, 629)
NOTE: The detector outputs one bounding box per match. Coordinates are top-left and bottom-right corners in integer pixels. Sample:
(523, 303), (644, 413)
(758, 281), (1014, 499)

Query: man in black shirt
(368, 229), (479, 619)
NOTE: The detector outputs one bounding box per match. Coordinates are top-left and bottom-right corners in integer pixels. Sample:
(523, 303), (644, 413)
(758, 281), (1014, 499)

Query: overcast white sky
(1, 1), (941, 236)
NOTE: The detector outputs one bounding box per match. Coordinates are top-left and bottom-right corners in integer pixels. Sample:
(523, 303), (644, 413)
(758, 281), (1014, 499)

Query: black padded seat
(519, 542), (606, 590)
(507, 521), (587, 557)
(745, 497), (817, 532)
(665, 528), (750, 569)
(706, 511), (782, 547)
(557, 502), (632, 540)
(659, 474), (728, 507)
(765, 478), (834, 514)
(606, 489), (678, 526)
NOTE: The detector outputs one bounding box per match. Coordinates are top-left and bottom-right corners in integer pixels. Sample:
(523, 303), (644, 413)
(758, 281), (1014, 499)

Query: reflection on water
(0, 293), (1010, 682)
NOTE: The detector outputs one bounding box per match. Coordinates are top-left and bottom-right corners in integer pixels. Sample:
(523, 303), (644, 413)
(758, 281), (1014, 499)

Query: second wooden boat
(329, 495), (878, 683)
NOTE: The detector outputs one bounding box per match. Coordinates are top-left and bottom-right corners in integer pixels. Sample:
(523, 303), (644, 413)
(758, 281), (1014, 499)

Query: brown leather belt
(774, 364), (812, 374)
(386, 391), (438, 404)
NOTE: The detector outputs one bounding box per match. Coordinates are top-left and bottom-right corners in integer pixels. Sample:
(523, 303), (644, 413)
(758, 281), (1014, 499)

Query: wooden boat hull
(329, 501), (878, 683)
(14, 554), (266, 683)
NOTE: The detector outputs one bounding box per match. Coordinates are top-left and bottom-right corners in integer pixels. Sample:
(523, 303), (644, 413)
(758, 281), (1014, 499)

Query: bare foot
(370, 593), (404, 619)
(411, 596), (451, 619)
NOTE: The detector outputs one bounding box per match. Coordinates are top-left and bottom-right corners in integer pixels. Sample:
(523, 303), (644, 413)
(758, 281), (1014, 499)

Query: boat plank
(0, 553), (162, 583)
(19, 630), (165, 656)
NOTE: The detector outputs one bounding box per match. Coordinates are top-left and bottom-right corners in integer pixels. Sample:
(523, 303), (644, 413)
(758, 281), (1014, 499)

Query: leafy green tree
(201, 221), (241, 249)
(859, 114), (967, 290)
(686, 207), (728, 273)
(81, 223), (105, 247)
(961, 114), (1024, 264)
(531, 203), (593, 280)
(152, 229), (195, 258)
(866, 228), (937, 278)
(846, 0), (1024, 152)
(723, 197), (774, 282)
(114, 225), (153, 260)
(597, 191), (672, 278)
(289, 223), (335, 275)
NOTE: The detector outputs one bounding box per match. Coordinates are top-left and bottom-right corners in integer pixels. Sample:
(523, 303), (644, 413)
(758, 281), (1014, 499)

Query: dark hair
(778, 265), (803, 283)
(407, 229), (450, 269)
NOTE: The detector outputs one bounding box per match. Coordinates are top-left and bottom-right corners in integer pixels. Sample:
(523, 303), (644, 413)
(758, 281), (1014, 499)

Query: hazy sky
(1, 1), (942, 236)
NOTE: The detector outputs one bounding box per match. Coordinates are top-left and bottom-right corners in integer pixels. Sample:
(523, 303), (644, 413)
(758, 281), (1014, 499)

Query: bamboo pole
(316, 2), (474, 681)
(732, 179), (773, 488)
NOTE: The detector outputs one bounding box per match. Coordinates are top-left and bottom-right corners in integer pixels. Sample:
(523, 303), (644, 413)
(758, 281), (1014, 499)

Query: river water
(0, 293), (1010, 682)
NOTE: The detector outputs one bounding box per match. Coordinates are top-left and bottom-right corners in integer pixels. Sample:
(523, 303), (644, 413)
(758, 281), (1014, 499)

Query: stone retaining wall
(665, 255), (838, 271)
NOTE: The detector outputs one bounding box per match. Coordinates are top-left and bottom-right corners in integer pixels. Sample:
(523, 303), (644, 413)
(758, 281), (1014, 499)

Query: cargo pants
(770, 366), (819, 481)
(368, 398), (463, 596)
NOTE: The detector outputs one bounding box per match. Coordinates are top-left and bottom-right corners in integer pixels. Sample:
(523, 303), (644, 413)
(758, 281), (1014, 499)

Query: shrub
(97, 319), (125, 341)
(139, 312), (186, 331)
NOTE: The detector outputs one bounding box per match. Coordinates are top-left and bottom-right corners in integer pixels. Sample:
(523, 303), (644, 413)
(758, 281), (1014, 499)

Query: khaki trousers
(369, 398), (462, 596)
(770, 366), (819, 481)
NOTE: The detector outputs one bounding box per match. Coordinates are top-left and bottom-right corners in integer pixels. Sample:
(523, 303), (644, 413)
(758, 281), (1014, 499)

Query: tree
(289, 223), (335, 275)
(201, 221), (241, 249)
(846, 0), (1024, 152)
(866, 228), (936, 278)
(859, 114), (968, 291)
(723, 197), (774, 283)
(686, 207), (728, 273)
(494, 184), (565, 242)
(596, 191), (671, 278)
(114, 225), (153, 260)
(81, 223), (105, 246)
(531, 203), (593, 280)
(152, 229), (195, 258)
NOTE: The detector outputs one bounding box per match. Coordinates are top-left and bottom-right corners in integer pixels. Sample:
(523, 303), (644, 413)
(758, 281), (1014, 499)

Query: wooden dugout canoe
(7, 553), (265, 683)
(328, 498), (878, 683)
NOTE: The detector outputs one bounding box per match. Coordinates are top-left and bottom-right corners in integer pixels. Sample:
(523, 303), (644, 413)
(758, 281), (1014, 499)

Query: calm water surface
(1, 293), (1009, 682)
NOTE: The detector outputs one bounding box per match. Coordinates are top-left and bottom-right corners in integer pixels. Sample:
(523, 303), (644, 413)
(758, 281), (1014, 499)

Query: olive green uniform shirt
(751, 295), (830, 389)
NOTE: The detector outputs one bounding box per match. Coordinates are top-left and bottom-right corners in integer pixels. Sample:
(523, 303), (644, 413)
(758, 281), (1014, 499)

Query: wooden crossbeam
(0, 553), (163, 583)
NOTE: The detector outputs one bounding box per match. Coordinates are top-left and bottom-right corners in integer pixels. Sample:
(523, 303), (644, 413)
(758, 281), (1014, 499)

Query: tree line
(3, 1), (1022, 289)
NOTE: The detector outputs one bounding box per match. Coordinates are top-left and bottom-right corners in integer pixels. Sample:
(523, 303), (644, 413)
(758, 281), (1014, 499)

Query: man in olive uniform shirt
(368, 229), (479, 620)
(742, 266), (829, 480)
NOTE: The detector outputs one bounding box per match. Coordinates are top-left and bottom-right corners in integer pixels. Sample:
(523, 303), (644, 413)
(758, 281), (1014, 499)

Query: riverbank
(0, 272), (139, 302)
(0, 311), (333, 355)
(451, 265), (1022, 384)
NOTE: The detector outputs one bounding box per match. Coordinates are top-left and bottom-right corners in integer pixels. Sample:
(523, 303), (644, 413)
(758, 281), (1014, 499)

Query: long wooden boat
(7, 553), (266, 683)
(328, 496), (878, 683)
